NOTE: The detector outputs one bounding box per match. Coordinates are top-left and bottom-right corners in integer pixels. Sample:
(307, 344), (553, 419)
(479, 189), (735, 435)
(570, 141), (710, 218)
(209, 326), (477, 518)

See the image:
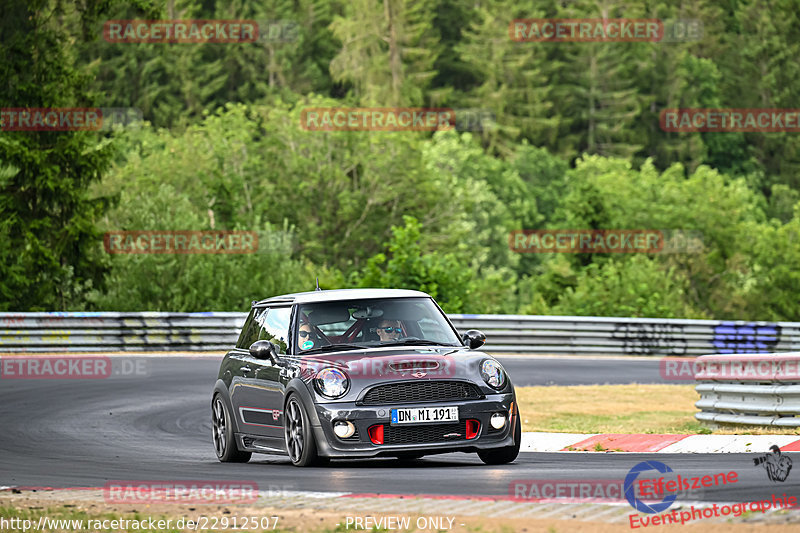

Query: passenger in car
(298, 322), (317, 351)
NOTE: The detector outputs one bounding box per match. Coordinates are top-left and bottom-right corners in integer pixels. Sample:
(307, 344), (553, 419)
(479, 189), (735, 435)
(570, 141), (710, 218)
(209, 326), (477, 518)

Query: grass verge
(515, 384), (800, 435)
(3, 500), (799, 533)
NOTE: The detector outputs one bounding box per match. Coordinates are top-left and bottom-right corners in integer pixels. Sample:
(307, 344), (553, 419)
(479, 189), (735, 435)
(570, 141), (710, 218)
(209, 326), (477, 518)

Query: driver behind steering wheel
(376, 319), (403, 342)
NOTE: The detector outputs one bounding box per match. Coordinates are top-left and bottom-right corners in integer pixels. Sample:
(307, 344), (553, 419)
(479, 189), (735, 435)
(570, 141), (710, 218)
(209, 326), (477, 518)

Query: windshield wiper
(381, 339), (457, 347)
(301, 343), (366, 355)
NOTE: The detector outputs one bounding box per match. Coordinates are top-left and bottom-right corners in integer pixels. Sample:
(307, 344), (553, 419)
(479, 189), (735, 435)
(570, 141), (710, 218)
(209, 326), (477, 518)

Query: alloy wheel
(212, 397), (227, 458)
(284, 398), (304, 463)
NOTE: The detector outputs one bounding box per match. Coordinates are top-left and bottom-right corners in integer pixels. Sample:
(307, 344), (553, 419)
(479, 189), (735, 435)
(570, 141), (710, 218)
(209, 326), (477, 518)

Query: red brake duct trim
(368, 424), (384, 444)
(466, 419), (480, 440)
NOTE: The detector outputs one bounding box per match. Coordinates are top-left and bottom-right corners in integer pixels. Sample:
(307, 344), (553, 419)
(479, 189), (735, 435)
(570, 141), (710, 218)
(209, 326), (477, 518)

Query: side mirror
(249, 340), (278, 363)
(461, 329), (486, 350)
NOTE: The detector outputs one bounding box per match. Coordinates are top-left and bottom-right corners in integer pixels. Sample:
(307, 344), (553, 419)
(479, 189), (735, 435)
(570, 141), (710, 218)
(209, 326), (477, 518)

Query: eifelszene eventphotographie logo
(624, 461), (677, 514)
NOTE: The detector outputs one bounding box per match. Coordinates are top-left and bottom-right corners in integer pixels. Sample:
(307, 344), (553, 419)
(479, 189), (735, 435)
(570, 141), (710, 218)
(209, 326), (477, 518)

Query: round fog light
(490, 413), (506, 429)
(333, 420), (356, 439)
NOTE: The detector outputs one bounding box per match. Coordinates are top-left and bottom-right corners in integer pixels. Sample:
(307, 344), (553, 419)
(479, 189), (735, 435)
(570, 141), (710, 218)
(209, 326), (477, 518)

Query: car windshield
(294, 297), (461, 353)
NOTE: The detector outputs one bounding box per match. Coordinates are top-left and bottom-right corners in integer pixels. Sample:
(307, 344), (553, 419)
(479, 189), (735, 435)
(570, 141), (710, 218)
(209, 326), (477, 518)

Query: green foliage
(0, 0), (137, 310)
(551, 255), (702, 318)
(89, 222), (312, 311)
(358, 215), (474, 313)
(455, 0), (556, 155)
(91, 104), (318, 310)
(81, 0), (339, 128)
(4, 0), (800, 320)
(330, 0), (440, 106)
(357, 215), (517, 313)
(739, 203), (800, 320)
(66, 0), (800, 190)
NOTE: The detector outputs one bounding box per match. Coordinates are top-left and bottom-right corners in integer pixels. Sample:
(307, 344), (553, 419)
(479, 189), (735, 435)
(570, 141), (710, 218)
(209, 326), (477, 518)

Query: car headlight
(480, 359), (506, 389)
(314, 368), (349, 399)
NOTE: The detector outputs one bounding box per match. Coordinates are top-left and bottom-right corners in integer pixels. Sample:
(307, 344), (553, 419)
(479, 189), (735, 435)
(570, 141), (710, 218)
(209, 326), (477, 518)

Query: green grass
(515, 384), (800, 435)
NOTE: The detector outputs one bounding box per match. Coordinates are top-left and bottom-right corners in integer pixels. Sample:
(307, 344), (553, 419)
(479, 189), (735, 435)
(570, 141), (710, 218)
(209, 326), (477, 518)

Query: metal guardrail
(694, 353), (800, 427)
(450, 315), (790, 356)
(0, 312), (796, 355)
(0, 312), (245, 352)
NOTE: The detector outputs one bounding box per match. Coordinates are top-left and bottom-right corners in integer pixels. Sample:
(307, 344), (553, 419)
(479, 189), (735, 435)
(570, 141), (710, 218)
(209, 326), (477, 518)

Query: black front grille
(360, 381), (483, 405)
(384, 421), (467, 444)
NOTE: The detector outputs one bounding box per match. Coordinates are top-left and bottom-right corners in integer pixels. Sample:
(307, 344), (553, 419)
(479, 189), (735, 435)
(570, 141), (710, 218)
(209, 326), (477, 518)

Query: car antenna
(315, 277), (321, 291)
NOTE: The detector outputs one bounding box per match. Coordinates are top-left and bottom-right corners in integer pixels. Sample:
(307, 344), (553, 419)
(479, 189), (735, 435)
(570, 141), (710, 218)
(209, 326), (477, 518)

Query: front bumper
(311, 392), (516, 458)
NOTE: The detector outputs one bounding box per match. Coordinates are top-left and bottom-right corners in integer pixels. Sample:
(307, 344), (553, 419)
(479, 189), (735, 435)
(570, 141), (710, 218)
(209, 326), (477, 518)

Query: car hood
(286, 345), (500, 388)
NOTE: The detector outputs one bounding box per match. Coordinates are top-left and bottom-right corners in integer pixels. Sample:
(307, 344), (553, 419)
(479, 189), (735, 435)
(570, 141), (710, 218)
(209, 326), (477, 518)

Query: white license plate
(390, 406), (459, 425)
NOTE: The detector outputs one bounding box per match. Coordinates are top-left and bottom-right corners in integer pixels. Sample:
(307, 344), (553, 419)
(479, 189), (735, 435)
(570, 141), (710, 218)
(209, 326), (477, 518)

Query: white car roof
(255, 288), (430, 306)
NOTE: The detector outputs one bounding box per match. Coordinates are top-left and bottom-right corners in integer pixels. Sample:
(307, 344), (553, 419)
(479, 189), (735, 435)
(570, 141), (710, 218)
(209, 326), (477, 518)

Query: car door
(235, 306), (292, 441)
(229, 307), (265, 435)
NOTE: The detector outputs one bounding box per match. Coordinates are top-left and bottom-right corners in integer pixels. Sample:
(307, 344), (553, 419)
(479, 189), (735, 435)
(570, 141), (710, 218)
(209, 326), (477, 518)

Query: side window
(257, 307), (291, 355)
(238, 308), (266, 349)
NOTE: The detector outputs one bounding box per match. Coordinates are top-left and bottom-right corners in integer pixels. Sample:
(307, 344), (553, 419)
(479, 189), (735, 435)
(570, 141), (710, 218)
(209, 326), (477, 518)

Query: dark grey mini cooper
(211, 288), (520, 466)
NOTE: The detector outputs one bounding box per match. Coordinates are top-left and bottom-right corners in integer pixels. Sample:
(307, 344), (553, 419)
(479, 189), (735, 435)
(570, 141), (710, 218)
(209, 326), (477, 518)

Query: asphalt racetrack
(0, 355), (796, 505)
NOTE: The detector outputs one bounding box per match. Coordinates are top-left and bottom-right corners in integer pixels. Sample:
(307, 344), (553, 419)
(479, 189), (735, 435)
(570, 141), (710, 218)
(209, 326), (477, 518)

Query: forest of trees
(2, 0), (800, 320)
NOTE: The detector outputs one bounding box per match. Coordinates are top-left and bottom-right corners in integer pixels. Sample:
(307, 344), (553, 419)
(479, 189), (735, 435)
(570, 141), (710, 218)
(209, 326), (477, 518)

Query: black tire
(477, 411), (521, 465)
(284, 394), (324, 467)
(212, 394), (252, 463)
